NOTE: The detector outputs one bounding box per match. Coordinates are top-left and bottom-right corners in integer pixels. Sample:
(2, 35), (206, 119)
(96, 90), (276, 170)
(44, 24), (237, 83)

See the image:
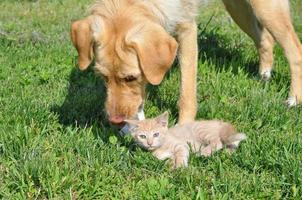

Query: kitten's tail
(225, 133), (247, 149)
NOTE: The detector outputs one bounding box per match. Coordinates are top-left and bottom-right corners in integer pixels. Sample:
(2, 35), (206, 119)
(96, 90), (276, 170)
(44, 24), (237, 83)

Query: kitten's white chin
(147, 145), (161, 151)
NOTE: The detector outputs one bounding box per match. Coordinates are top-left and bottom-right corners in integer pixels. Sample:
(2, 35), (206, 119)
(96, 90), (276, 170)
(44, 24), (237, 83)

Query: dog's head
(71, 9), (178, 125)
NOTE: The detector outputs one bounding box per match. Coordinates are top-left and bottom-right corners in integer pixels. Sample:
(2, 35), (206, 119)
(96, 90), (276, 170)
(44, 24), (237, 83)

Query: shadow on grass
(50, 65), (121, 142)
(51, 66), (107, 127)
(197, 26), (258, 77)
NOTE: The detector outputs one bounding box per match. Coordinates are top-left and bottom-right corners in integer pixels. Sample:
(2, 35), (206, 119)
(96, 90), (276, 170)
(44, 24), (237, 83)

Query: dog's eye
(124, 75), (137, 82)
(139, 135), (146, 139)
(153, 132), (159, 137)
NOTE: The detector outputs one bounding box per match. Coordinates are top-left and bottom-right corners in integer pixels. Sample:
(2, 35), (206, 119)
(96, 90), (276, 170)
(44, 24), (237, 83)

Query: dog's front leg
(176, 22), (198, 124)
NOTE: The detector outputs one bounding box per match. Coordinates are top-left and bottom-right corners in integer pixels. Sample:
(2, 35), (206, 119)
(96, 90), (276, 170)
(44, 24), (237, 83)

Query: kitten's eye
(139, 135), (146, 139)
(153, 132), (159, 137)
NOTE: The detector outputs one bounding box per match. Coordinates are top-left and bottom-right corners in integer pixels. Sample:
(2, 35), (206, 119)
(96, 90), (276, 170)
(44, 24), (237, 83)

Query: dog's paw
(285, 96), (297, 107)
(260, 70), (272, 81)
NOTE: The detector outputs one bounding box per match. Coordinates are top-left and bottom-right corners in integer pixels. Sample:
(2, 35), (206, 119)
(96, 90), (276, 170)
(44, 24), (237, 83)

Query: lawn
(1, 0), (302, 199)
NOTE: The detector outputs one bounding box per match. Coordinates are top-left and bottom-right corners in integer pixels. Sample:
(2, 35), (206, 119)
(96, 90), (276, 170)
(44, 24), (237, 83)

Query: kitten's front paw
(172, 159), (188, 169)
(200, 146), (213, 157)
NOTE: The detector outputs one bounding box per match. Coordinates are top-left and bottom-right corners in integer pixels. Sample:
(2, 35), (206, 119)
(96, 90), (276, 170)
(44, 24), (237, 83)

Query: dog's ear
(71, 16), (95, 70)
(126, 23), (178, 85)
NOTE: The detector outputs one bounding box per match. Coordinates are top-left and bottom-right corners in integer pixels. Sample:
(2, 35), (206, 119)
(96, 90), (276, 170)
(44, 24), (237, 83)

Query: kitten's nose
(147, 140), (153, 146)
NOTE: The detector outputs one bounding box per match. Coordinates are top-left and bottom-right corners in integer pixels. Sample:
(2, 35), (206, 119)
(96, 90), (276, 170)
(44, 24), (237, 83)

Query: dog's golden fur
(71, 0), (302, 124)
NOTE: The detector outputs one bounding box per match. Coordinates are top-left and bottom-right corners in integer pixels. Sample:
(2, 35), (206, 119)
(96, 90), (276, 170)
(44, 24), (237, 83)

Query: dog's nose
(109, 115), (125, 126)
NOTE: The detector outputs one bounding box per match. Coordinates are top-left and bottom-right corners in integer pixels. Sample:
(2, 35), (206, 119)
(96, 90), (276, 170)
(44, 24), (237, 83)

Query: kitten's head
(125, 111), (169, 150)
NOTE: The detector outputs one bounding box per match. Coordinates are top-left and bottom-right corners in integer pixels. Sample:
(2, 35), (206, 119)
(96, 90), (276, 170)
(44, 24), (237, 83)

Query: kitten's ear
(156, 111), (169, 127)
(124, 119), (140, 132)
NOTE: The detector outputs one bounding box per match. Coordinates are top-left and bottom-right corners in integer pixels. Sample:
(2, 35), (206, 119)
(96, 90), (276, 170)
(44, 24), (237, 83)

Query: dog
(71, 0), (302, 125)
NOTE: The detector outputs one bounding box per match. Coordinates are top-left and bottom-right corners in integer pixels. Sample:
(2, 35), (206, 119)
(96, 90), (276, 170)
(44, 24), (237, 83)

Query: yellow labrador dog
(71, 0), (302, 125)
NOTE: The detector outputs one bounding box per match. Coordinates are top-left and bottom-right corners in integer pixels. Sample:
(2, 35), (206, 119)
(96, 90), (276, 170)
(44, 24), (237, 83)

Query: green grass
(1, 0), (302, 199)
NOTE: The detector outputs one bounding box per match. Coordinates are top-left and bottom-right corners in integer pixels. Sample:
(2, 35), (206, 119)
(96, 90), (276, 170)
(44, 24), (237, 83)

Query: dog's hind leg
(250, 0), (302, 106)
(223, 0), (302, 106)
(222, 0), (275, 81)
(177, 22), (198, 124)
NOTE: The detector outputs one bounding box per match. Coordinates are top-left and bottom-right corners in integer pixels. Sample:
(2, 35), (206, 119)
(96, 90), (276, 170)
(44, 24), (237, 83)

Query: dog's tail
(224, 133), (247, 149)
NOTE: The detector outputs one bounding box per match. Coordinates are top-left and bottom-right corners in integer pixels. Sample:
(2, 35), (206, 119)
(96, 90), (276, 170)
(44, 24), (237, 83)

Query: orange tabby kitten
(125, 112), (246, 168)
